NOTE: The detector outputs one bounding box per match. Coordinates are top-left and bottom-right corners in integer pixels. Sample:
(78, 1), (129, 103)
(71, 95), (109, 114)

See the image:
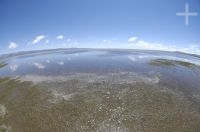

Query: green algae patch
(149, 59), (197, 68)
(0, 63), (6, 69)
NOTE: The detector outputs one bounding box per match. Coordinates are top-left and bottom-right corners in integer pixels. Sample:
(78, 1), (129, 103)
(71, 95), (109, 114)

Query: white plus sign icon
(176, 3), (198, 25)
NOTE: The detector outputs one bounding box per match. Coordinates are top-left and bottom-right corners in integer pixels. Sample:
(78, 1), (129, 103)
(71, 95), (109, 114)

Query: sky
(0, 0), (200, 55)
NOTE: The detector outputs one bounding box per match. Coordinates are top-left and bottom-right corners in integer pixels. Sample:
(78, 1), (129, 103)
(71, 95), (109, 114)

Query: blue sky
(0, 0), (200, 54)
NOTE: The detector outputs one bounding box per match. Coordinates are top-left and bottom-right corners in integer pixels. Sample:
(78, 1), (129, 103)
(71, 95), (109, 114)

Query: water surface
(0, 49), (200, 132)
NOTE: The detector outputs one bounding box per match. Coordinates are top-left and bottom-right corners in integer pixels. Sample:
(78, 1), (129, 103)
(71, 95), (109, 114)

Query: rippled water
(0, 49), (200, 132)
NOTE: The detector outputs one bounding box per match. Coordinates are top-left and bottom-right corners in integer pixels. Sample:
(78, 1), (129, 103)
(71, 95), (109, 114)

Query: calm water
(1, 49), (200, 90)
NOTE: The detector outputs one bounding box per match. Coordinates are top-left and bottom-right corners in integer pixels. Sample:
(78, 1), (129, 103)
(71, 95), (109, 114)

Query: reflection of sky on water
(46, 60), (50, 63)
(0, 50), (200, 84)
(128, 54), (200, 66)
(33, 62), (46, 69)
(57, 61), (65, 66)
(10, 64), (18, 72)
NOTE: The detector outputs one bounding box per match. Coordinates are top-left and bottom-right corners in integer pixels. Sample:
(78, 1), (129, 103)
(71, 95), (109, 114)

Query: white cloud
(32, 35), (45, 44)
(180, 44), (200, 55)
(8, 42), (18, 49)
(33, 62), (45, 69)
(57, 35), (64, 39)
(73, 42), (79, 45)
(128, 37), (137, 42)
(128, 41), (166, 51)
(127, 37), (176, 51)
(102, 39), (112, 43)
(127, 37), (200, 55)
(45, 40), (49, 43)
(67, 39), (71, 42)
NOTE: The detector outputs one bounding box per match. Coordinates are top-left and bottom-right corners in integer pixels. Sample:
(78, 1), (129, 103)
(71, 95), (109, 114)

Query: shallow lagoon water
(0, 49), (200, 132)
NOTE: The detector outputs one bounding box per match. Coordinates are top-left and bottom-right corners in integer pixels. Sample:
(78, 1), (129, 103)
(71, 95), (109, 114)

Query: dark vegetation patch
(150, 59), (197, 68)
(0, 63), (6, 69)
